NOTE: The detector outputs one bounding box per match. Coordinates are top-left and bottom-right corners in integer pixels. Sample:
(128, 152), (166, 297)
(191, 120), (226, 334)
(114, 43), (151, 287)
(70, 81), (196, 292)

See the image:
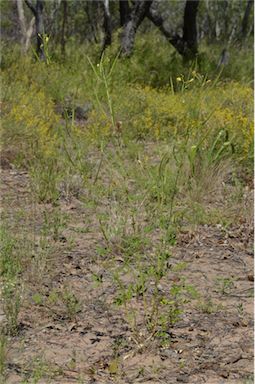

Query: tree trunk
(16, 0), (35, 53)
(146, 7), (183, 54)
(17, 0), (27, 47)
(61, 0), (67, 57)
(241, 0), (253, 39)
(25, 16), (35, 52)
(147, 0), (199, 61)
(217, 48), (229, 68)
(25, 0), (45, 60)
(182, 0), (199, 60)
(101, 0), (112, 56)
(121, 0), (152, 57)
(119, 0), (130, 27)
(35, 0), (45, 60)
(85, 1), (99, 43)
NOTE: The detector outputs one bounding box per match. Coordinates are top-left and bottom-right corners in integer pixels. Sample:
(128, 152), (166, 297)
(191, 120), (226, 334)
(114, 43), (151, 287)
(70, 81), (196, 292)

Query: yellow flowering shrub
(85, 109), (112, 143)
(112, 80), (253, 162)
(2, 54), (253, 170)
(3, 82), (60, 162)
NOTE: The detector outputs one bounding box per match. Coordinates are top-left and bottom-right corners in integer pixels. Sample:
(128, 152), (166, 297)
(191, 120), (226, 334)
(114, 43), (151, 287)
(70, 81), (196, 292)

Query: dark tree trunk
(85, 1), (99, 43)
(182, 0), (199, 60)
(61, 0), (67, 57)
(241, 0), (253, 39)
(119, 0), (131, 27)
(146, 7), (183, 54)
(147, 0), (199, 61)
(217, 48), (229, 68)
(35, 0), (45, 60)
(101, 0), (112, 56)
(121, 0), (153, 57)
(25, 0), (45, 60)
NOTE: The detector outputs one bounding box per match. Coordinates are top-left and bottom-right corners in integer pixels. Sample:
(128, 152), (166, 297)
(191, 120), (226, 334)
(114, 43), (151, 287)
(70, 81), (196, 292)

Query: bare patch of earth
(1, 169), (253, 384)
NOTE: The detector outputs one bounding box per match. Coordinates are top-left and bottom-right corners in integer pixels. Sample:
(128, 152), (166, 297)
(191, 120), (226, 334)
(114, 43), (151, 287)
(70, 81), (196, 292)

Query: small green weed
(29, 158), (62, 204)
(21, 356), (63, 384)
(0, 333), (7, 379)
(62, 288), (81, 319)
(215, 277), (234, 295)
(1, 279), (22, 336)
(47, 287), (81, 320)
(197, 297), (223, 314)
(42, 207), (68, 241)
(0, 225), (22, 336)
(243, 374), (254, 384)
(113, 254), (197, 347)
(0, 225), (20, 278)
(32, 293), (44, 306)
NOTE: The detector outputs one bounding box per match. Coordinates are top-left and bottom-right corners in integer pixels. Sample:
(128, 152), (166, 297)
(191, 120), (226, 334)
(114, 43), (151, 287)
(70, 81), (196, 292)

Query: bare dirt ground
(1, 167), (254, 384)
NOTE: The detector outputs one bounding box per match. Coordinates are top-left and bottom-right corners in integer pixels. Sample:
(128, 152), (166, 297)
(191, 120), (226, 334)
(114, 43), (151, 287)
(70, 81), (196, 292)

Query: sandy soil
(0, 168), (253, 384)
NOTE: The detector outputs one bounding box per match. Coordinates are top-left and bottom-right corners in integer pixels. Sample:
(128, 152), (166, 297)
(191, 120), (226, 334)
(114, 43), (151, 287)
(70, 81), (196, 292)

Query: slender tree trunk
(25, 17), (35, 52)
(242, 0), (253, 39)
(217, 48), (229, 68)
(35, 0), (45, 60)
(16, 0), (35, 53)
(119, 0), (130, 27)
(101, 0), (112, 56)
(121, 0), (152, 57)
(25, 0), (45, 60)
(147, 0), (199, 61)
(61, 0), (67, 57)
(146, 7), (183, 53)
(85, 1), (98, 43)
(17, 0), (27, 47)
(182, 0), (199, 60)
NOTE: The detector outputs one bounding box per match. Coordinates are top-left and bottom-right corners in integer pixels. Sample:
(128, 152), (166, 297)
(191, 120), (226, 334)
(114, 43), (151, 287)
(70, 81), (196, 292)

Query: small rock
(247, 274), (254, 282)
(58, 101), (92, 120)
(177, 373), (189, 383)
(219, 369), (229, 378)
(160, 349), (177, 360)
(157, 284), (163, 292)
(59, 235), (67, 242)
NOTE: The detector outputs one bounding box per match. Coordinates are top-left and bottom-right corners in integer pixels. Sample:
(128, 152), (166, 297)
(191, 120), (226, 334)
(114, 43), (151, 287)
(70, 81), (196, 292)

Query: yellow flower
(176, 77), (182, 82)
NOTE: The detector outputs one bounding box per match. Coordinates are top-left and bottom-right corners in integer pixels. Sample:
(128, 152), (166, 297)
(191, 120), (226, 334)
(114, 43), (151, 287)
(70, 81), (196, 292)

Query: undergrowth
(0, 35), (253, 380)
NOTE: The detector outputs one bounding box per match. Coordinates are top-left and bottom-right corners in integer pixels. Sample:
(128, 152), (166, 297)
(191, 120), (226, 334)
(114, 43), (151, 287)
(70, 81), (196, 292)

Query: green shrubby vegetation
(0, 26), (253, 381)
(2, 33), (253, 170)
